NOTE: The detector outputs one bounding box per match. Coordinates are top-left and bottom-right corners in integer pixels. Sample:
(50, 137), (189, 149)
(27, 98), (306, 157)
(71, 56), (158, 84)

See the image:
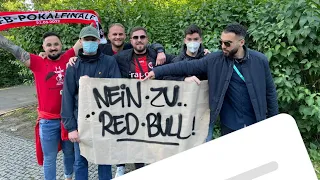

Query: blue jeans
(205, 119), (215, 142)
(39, 119), (74, 180)
(74, 142), (112, 180)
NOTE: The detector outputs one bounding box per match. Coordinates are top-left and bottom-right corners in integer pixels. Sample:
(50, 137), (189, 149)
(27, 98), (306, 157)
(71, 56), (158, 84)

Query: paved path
(0, 85), (37, 115)
(0, 129), (137, 179)
(0, 85), (135, 179)
(0, 131), (110, 179)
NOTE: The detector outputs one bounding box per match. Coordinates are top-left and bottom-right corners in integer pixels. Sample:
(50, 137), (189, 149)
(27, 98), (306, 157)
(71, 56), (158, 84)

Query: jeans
(74, 142), (112, 180)
(39, 119), (74, 180)
(205, 119), (215, 142)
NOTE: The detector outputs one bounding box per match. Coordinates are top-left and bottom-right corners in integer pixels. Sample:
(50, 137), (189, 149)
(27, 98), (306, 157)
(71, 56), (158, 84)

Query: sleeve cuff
(157, 49), (164, 53)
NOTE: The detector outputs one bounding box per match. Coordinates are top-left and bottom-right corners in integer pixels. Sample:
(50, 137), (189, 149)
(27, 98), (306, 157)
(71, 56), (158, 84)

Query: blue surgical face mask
(82, 41), (99, 54)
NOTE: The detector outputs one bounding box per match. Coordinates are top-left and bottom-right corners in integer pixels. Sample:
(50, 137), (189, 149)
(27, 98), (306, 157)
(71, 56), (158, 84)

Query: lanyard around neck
(233, 64), (245, 82)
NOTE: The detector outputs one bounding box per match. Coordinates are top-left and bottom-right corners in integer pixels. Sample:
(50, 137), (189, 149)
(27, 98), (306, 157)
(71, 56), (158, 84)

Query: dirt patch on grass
(0, 105), (37, 140)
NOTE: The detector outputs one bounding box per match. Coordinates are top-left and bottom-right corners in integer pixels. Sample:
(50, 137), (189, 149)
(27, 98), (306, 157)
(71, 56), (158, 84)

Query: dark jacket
(163, 44), (207, 81)
(61, 49), (121, 132)
(98, 43), (165, 56)
(153, 46), (279, 124)
(114, 47), (176, 79)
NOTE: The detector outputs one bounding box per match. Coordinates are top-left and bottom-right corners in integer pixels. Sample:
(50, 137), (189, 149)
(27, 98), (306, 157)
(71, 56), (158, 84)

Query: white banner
(78, 78), (210, 164)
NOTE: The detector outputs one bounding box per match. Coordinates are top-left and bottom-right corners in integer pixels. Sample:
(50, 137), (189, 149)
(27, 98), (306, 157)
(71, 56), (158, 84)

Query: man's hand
(143, 71), (155, 81)
(68, 130), (80, 143)
(155, 52), (166, 66)
(39, 52), (47, 59)
(184, 76), (201, 85)
(67, 57), (78, 68)
(204, 49), (211, 55)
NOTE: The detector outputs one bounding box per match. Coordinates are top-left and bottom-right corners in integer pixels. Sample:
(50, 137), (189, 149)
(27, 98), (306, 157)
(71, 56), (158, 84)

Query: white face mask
(186, 41), (200, 53)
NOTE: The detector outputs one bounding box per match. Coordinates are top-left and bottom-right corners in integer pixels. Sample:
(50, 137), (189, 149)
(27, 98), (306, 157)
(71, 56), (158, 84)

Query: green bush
(0, 49), (24, 87)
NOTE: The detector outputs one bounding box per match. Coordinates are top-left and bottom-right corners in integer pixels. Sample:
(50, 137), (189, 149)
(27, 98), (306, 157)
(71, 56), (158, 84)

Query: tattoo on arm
(0, 34), (30, 63)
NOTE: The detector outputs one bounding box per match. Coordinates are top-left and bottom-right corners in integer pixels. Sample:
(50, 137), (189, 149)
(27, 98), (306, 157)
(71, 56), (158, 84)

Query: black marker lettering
(113, 115), (126, 134)
(150, 87), (164, 107)
(121, 91), (125, 108)
(163, 85), (179, 106)
(146, 113), (159, 137)
(125, 113), (139, 135)
(177, 114), (191, 139)
(106, 86), (121, 106)
(93, 87), (109, 108)
(99, 111), (114, 136)
(126, 81), (141, 108)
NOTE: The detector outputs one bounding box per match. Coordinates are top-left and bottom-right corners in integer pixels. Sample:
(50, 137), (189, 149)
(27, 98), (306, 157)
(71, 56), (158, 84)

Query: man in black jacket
(68, 23), (168, 67)
(113, 26), (175, 176)
(145, 23), (279, 141)
(61, 26), (121, 180)
(99, 23), (167, 65)
(114, 26), (175, 80)
(163, 24), (208, 82)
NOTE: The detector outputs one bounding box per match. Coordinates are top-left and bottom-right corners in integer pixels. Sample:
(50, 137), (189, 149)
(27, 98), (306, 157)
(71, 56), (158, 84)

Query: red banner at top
(0, 10), (101, 31)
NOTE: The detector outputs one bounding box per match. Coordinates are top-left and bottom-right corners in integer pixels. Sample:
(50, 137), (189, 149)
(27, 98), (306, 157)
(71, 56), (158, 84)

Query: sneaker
(115, 166), (125, 177)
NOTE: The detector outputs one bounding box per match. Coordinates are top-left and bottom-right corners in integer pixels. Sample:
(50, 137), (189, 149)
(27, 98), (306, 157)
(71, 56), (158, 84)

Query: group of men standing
(0, 21), (278, 180)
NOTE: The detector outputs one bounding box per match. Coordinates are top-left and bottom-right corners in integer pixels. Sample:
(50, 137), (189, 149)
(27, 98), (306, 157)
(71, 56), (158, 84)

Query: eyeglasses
(132, 35), (146, 40)
(219, 40), (232, 47)
(219, 39), (243, 47)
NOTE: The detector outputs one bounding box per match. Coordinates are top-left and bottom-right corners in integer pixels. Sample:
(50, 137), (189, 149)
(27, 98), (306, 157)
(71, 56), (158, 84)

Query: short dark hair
(129, 26), (147, 38)
(185, 24), (202, 37)
(42, 32), (61, 41)
(223, 23), (247, 38)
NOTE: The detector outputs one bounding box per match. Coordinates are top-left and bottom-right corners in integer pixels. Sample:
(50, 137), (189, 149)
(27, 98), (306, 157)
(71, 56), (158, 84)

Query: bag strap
(233, 64), (245, 82)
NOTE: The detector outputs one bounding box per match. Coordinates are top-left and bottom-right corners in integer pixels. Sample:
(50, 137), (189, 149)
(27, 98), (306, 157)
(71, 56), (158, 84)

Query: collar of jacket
(242, 45), (250, 61)
(179, 44), (205, 59)
(78, 48), (101, 63)
(224, 45), (250, 62)
(126, 47), (157, 61)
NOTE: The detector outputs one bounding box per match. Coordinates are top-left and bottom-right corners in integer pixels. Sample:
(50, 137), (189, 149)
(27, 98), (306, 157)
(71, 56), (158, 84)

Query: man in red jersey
(0, 31), (81, 180)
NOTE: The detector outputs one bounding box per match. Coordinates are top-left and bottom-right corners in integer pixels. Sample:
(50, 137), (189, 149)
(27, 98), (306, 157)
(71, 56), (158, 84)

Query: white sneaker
(115, 166), (125, 177)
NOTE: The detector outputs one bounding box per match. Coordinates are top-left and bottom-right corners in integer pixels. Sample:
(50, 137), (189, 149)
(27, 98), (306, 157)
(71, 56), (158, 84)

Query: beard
(48, 53), (61, 60)
(223, 47), (239, 58)
(134, 44), (147, 53)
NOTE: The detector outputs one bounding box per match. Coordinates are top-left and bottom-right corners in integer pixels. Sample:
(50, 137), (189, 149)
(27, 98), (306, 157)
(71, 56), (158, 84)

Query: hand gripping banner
(0, 10), (101, 31)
